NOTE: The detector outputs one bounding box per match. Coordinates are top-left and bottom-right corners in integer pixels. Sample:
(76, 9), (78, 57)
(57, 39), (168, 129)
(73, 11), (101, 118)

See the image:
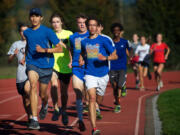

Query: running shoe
(61, 110), (68, 126)
(92, 129), (101, 135)
(160, 81), (163, 88)
(52, 108), (61, 121)
(83, 106), (89, 114)
(156, 84), (161, 91)
(139, 86), (145, 91)
(39, 104), (48, 120)
(121, 86), (127, 97)
(27, 118), (33, 127)
(96, 111), (103, 120)
(114, 105), (121, 113)
(121, 90), (127, 97)
(78, 120), (86, 131)
(28, 119), (40, 130)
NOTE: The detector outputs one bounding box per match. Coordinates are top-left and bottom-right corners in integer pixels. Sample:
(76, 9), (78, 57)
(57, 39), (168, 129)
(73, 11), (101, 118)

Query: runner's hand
(165, 55), (168, 60)
(14, 48), (19, 55)
(20, 57), (25, 65)
(68, 62), (72, 69)
(36, 45), (45, 53)
(98, 53), (107, 61)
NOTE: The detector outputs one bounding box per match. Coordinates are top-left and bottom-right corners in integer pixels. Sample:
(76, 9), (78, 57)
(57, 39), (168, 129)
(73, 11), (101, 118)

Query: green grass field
(157, 88), (180, 135)
(0, 66), (17, 79)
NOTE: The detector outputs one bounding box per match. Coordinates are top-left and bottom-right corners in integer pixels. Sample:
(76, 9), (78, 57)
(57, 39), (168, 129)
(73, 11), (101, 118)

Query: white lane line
(0, 95), (20, 104)
(9, 92), (76, 126)
(134, 92), (154, 135)
(0, 114), (12, 119)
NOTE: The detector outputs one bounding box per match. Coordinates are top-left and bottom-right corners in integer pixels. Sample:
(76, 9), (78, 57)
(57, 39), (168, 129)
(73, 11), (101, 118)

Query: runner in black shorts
(7, 23), (31, 124)
(49, 13), (73, 125)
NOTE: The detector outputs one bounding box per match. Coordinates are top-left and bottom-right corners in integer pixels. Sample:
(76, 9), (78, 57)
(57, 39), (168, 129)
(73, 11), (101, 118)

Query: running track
(0, 71), (180, 135)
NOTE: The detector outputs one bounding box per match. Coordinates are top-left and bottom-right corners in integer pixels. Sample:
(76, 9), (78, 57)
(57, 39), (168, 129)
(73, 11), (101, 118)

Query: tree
(137, 0), (180, 69)
(48, 0), (119, 35)
(0, 0), (16, 56)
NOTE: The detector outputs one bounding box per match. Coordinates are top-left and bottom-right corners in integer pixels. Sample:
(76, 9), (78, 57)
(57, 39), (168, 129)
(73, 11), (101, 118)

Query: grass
(0, 66), (17, 79)
(157, 88), (180, 135)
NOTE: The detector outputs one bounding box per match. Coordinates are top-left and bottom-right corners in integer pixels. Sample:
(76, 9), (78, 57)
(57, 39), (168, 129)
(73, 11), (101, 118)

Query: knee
(89, 96), (96, 103)
(30, 82), (37, 91)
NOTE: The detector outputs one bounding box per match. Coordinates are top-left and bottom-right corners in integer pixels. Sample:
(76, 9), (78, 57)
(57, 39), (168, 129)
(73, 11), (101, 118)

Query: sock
(96, 108), (100, 113)
(32, 116), (38, 121)
(55, 107), (59, 112)
(76, 99), (83, 121)
(43, 103), (48, 110)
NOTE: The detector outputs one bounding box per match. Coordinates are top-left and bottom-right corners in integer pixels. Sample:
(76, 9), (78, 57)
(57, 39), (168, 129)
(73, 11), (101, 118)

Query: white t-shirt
(135, 44), (150, 62)
(7, 40), (27, 83)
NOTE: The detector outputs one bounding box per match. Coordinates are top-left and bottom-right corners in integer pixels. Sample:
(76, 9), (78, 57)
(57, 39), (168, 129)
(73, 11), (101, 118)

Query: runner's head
(76, 13), (88, 33)
(86, 16), (99, 35)
(133, 33), (139, 42)
(156, 33), (163, 43)
(97, 20), (104, 35)
(111, 23), (123, 38)
(140, 36), (146, 45)
(50, 12), (63, 32)
(18, 23), (28, 40)
(29, 8), (43, 27)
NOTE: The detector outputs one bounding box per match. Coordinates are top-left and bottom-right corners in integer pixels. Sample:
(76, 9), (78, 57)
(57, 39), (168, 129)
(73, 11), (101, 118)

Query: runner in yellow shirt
(50, 13), (73, 125)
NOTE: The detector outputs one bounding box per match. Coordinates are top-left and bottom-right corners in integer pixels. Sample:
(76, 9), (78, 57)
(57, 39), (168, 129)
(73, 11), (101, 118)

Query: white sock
(32, 116), (38, 121)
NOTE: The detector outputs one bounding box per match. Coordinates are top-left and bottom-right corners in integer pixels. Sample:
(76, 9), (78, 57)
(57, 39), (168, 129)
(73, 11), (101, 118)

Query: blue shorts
(72, 66), (85, 81)
(26, 64), (53, 84)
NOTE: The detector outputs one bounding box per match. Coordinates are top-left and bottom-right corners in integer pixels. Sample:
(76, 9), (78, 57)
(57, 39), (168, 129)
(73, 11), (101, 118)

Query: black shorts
(109, 70), (127, 88)
(53, 70), (72, 84)
(16, 80), (28, 95)
(153, 62), (164, 67)
(138, 61), (149, 68)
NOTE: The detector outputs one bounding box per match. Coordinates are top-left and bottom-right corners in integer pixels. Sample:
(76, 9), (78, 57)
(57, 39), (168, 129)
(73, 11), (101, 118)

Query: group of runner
(7, 8), (170, 135)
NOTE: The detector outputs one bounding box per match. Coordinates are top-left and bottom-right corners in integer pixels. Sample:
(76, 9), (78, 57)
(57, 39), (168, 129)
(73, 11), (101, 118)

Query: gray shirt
(7, 40), (27, 83)
(130, 41), (141, 56)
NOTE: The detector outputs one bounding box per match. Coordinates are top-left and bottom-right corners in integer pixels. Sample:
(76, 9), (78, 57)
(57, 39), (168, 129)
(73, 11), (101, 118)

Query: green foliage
(137, 0), (180, 70)
(0, 0), (16, 56)
(48, 0), (119, 35)
(157, 89), (180, 135)
(137, 0), (180, 44)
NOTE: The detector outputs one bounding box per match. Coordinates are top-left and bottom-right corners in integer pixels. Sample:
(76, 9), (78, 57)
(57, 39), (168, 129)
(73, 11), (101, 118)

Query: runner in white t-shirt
(135, 36), (150, 90)
(7, 23), (31, 124)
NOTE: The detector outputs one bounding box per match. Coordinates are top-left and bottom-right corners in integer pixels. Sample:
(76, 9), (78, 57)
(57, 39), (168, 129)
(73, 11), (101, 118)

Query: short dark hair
(17, 23), (28, 32)
(76, 13), (88, 20)
(49, 12), (64, 23)
(97, 19), (104, 27)
(86, 16), (99, 26)
(110, 23), (124, 33)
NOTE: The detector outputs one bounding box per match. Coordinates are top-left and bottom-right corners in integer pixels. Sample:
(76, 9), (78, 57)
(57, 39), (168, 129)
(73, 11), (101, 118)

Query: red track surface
(0, 71), (180, 135)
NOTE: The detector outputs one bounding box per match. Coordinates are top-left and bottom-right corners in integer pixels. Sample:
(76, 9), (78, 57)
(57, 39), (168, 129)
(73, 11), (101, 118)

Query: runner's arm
(98, 50), (118, 61)
(165, 47), (170, 60)
(36, 41), (65, 53)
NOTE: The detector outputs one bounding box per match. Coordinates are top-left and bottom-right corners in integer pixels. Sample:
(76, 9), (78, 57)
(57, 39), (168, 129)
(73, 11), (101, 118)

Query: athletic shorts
(138, 61), (149, 68)
(53, 70), (72, 84)
(109, 70), (127, 88)
(16, 80), (28, 95)
(84, 74), (109, 96)
(26, 64), (53, 84)
(153, 62), (164, 67)
(72, 66), (85, 81)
